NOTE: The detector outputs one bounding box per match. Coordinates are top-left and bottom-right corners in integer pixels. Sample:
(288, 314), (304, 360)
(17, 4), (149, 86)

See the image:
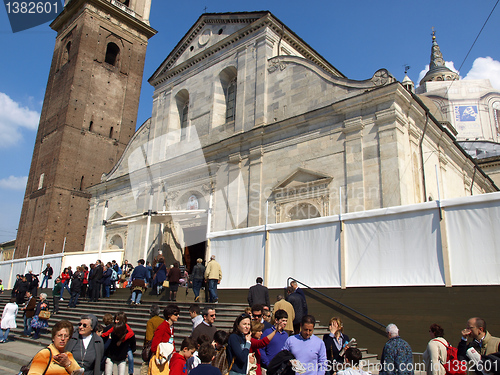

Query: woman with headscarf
(66, 314), (104, 375)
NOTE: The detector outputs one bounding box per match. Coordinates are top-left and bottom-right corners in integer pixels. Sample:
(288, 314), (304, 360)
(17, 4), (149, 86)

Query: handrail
(287, 277), (386, 330)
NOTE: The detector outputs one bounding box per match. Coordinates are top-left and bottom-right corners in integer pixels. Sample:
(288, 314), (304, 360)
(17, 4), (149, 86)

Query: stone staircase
(0, 290), (378, 368)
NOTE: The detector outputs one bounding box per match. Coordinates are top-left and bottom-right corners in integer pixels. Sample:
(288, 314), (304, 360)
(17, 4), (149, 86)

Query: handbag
(39, 310), (51, 320)
(142, 340), (152, 362)
(19, 347), (52, 375)
(162, 280), (169, 288)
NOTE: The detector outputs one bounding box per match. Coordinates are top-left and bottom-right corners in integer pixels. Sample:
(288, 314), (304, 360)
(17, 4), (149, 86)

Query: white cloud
(0, 92), (40, 148)
(417, 61), (459, 86)
(463, 57), (500, 90)
(0, 175), (28, 190)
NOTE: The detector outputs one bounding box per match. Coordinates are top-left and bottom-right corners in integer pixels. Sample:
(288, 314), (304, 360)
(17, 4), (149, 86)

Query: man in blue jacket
(261, 309), (289, 369)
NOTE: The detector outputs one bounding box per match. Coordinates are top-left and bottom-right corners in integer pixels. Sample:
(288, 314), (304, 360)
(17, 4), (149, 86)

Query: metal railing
(287, 277), (386, 330)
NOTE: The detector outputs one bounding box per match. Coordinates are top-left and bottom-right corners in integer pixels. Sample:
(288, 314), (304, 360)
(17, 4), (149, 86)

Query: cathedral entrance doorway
(182, 225), (207, 273)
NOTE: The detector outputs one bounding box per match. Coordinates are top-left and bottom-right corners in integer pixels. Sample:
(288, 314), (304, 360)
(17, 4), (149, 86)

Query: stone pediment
(149, 12), (268, 85)
(149, 11), (345, 87)
(108, 211), (124, 220)
(272, 168), (332, 191)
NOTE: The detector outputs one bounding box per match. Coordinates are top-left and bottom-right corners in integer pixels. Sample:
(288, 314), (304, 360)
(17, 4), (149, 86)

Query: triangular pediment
(272, 168), (332, 191)
(149, 11), (345, 86)
(149, 12), (269, 84)
(108, 211), (125, 220)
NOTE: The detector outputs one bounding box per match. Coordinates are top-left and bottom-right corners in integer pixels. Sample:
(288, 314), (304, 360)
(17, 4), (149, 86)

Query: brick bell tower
(15, 0), (156, 258)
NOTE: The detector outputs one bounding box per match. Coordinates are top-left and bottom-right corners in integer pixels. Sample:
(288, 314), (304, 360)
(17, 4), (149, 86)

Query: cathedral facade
(83, 12), (496, 267)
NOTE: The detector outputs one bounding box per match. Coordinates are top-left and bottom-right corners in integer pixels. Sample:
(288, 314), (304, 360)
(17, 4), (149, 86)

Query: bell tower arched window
(105, 42), (120, 66)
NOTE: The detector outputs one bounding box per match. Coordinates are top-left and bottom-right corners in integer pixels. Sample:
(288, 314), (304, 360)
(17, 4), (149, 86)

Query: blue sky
(1, 0), (499, 243)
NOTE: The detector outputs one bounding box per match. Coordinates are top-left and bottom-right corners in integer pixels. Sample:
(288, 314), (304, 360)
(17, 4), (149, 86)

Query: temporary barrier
(207, 192), (500, 289)
(0, 250), (123, 289)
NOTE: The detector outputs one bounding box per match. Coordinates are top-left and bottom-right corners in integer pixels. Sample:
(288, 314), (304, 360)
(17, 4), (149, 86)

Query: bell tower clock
(15, 0), (156, 257)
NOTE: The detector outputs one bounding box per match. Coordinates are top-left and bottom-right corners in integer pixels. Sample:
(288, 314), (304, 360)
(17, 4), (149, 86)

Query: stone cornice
(50, 0), (156, 39)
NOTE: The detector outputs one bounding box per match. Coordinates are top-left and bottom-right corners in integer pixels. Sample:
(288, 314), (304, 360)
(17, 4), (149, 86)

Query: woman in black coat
(323, 317), (350, 374)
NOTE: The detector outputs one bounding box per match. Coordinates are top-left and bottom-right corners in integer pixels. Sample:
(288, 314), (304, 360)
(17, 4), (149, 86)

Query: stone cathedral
(80, 11), (496, 268)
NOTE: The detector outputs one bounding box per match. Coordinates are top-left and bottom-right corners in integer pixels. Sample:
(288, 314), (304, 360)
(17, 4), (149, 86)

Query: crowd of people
(2, 260), (500, 375)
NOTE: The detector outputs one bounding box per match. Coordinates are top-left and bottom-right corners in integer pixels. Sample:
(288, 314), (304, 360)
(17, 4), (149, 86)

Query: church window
(288, 203), (320, 221)
(218, 66), (237, 125)
(109, 126), (114, 138)
(119, 0), (130, 6)
(225, 78), (237, 122)
(218, 28), (223, 35)
(38, 173), (44, 190)
(62, 41), (71, 65)
(105, 42), (120, 66)
(180, 102), (189, 140)
(80, 176), (84, 190)
(175, 90), (189, 140)
(89, 121), (93, 132)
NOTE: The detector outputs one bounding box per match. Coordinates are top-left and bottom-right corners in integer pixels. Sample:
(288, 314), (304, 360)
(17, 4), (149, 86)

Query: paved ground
(0, 336), (143, 374)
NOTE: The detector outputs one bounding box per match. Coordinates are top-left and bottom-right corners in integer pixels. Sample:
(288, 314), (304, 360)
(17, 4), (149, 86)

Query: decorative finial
(203, 6), (207, 13)
(432, 27), (436, 40)
(404, 65), (411, 75)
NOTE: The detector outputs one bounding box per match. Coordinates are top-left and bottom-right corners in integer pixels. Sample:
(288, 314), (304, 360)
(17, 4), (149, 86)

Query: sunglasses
(252, 314), (262, 318)
(78, 323), (88, 328)
(173, 312), (180, 316)
(209, 314), (216, 317)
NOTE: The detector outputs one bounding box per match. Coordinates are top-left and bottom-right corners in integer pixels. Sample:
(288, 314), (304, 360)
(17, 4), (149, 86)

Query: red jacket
(250, 336), (270, 375)
(60, 272), (70, 283)
(151, 320), (174, 354)
(102, 323), (134, 341)
(169, 352), (188, 375)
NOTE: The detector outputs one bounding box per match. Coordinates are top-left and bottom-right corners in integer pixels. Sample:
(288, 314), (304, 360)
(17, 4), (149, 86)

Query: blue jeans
(0, 328), (10, 341)
(208, 279), (218, 302)
(60, 281), (71, 298)
(23, 316), (32, 336)
(40, 276), (50, 288)
(103, 285), (110, 298)
(131, 290), (142, 304)
(128, 349), (134, 374)
(193, 279), (203, 298)
(69, 292), (80, 307)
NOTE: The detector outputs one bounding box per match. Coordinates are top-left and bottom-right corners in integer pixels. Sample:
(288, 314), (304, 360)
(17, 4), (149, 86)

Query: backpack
(435, 339), (467, 375)
(148, 342), (174, 375)
(111, 269), (118, 281)
(212, 345), (229, 375)
(18, 347), (52, 375)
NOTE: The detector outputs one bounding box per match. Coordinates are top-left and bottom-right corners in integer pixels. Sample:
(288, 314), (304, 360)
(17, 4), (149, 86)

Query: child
(337, 348), (371, 375)
(95, 324), (104, 336)
(211, 330), (229, 375)
(169, 337), (197, 375)
(187, 334), (211, 372)
(104, 322), (136, 375)
(190, 343), (222, 375)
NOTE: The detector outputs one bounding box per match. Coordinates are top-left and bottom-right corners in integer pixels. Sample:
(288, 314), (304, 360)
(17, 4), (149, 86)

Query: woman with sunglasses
(66, 314), (104, 375)
(227, 313), (255, 375)
(151, 304), (180, 354)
